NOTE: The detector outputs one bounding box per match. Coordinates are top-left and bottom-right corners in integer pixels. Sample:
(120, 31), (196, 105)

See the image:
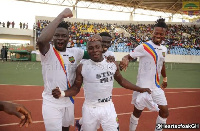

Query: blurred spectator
(12, 21), (15, 28)
(1, 46), (8, 62)
(23, 23), (25, 29)
(7, 21), (10, 28)
(2, 22), (5, 27)
(26, 23), (28, 29)
(19, 22), (22, 29)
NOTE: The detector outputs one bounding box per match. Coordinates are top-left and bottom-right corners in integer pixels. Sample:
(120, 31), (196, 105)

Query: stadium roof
(17, 0), (200, 16)
(83, 0), (200, 16)
(82, 0), (183, 14)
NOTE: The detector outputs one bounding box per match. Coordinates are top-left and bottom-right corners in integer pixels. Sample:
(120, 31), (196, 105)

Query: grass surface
(0, 61), (199, 88)
(0, 61), (43, 86)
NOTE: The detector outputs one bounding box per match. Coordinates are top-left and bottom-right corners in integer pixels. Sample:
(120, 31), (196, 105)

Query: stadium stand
(35, 20), (200, 55)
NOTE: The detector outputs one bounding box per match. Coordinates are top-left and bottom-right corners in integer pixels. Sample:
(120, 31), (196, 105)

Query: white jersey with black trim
(81, 59), (117, 106)
(40, 44), (84, 107)
(129, 40), (165, 90)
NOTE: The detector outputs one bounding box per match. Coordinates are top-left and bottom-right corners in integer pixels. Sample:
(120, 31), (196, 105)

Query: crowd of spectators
(35, 20), (112, 48)
(0, 21), (28, 29)
(3, 19), (199, 55)
(35, 20), (200, 55)
(121, 24), (200, 49)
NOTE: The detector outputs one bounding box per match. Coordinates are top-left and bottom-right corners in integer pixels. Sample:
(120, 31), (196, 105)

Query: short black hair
(154, 18), (167, 29)
(57, 21), (69, 30)
(99, 32), (111, 38)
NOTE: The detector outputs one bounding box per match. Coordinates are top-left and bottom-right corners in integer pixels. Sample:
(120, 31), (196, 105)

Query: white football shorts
(131, 88), (167, 110)
(81, 101), (118, 131)
(42, 104), (74, 131)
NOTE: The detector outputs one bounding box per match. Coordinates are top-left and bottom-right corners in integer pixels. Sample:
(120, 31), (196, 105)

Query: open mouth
(57, 43), (64, 48)
(93, 54), (99, 58)
(155, 38), (162, 43)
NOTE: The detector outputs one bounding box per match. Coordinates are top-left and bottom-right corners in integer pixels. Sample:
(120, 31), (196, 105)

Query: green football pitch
(0, 61), (199, 88)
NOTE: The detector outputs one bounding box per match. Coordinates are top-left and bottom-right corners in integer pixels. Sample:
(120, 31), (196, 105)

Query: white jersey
(81, 59), (117, 106)
(40, 44), (84, 107)
(80, 50), (115, 63)
(161, 45), (167, 57)
(102, 50), (115, 59)
(130, 40), (165, 90)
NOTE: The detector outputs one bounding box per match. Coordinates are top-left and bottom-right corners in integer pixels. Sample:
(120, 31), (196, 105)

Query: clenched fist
(52, 87), (62, 99)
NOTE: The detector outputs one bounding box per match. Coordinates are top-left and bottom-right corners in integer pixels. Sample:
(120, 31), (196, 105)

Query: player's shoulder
(106, 50), (114, 53)
(104, 50), (114, 55)
(143, 41), (160, 49)
(134, 43), (146, 50)
(161, 45), (167, 49)
(143, 40), (154, 46)
(66, 47), (84, 57)
(81, 59), (90, 64)
(66, 47), (83, 53)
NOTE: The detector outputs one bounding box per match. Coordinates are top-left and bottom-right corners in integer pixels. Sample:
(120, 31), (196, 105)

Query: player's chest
(83, 64), (116, 83)
(144, 48), (164, 62)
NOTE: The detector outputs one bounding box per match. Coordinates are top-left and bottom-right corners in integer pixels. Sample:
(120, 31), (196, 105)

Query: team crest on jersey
(69, 56), (75, 63)
(162, 52), (165, 57)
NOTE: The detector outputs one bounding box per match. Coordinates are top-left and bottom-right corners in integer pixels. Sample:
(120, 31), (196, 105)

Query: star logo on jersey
(162, 52), (165, 57)
(69, 56), (75, 63)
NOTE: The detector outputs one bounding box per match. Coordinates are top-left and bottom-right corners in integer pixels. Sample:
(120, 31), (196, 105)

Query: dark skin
(119, 27), (169, 119)
(52, 40), (151, 99)
(37, 8), (73, 55)
(101, 35), (115, 62)
(0, 101), (32, 127)
(36, 8), (73, 131)
(101, 36), (112, 53)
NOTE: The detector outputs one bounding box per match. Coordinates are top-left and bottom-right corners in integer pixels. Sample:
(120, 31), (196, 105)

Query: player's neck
(91, 57), (104, 63)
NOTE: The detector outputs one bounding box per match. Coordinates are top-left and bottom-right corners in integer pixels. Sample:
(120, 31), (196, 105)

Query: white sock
(129, 114), (139, 131)
(155, 115), (167, 131)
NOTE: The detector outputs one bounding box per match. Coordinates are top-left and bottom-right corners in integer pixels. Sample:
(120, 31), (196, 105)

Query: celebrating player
(37, 8), (89, 131)
(75, 32), (116, 130)
(119, 18), (169, 131)
(52, 34), (151, 131)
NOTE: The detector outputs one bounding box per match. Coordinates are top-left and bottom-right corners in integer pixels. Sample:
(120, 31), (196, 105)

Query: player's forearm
(118, 78), (142, 92)
(64, 86), (80, 97)
(161, 62), (167, 78)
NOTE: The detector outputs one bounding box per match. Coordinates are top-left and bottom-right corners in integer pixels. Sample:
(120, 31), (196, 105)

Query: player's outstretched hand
(52, 87), (61, 99)
(106, 56), (115, 62)
(119, 58), (129, 71)
(59, 8), (73, 19)
(139, 88), (151, 94)
(2, 102), (32, 127)
(161, 82), (167, 89)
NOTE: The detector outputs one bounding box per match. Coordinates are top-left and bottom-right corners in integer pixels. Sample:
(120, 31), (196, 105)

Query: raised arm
(161, 62), (167, 89)
(37, 8), (73, 55)
(114, 62), (151, 93)
(52, 64), (83, 98)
